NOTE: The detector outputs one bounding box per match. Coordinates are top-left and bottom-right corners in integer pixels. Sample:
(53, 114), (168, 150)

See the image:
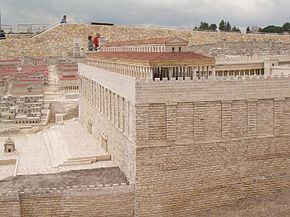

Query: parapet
(0, 182), (133, 200)
(138, 74), (290, 84)
(135, 74), (290, 104)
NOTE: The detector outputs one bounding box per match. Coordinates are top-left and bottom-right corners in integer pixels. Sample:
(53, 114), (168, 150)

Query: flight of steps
(41, 102), (50, 125)
(44, 65), (61, 100)
(59, 154), (111, 167)
(43, 126), (111, 169)
(43, 128), (72, 167)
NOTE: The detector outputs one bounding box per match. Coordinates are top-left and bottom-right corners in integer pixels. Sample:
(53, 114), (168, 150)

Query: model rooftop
(102, 36), (189, 52)
(104, 36), (188, 47)
(87, 52), (215, 66)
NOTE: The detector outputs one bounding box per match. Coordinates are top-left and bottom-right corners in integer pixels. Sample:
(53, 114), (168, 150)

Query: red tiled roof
(104, 37), (187, 47)
(88, 52), (214, 63)
(18, 79), (43, 83)
(59, 77), (78, 81)
(13, 84), (29, 88)
(59, 75), (78, 80)
(0, 59), (20, 63)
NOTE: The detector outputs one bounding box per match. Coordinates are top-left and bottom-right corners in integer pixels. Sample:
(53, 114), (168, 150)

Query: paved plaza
(0, 119), (113, 180)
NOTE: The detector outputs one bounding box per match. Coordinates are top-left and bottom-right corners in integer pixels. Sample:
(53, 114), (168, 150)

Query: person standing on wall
(93, 33), (101, 51)
(60, 15), (67, 24)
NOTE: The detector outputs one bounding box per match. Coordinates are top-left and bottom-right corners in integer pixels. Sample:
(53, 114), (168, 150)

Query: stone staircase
(43, 129), (71, 167)
(40, 102), (51, 125)
(58, 154), (111, 167)
(44, 65), (62, 100)
(43, 126), (111, 169)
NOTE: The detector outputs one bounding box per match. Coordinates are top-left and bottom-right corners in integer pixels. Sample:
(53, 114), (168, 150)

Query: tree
(225, 22), (231, 31)
(209, 24), (217, 31)
(199, 22), (209, 30)
(219, 20), (226, 31)
(282, 22), (290, 32)
(246, 26), (251, 34)
(219, 20), (232, 31)
(259, 25), (284, 33)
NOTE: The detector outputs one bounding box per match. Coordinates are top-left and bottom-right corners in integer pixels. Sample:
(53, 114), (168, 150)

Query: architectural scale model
(0, 24), (289, 216)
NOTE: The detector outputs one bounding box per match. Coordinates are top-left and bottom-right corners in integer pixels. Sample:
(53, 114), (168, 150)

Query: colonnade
(102, 45), (166, 53)
(89, 60), (214, 80)
(152, 65), (214, 80)
(215, 68), (264, 77)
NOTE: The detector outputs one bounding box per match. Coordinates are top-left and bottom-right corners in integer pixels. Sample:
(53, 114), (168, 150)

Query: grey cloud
(1, 0), (290, 28)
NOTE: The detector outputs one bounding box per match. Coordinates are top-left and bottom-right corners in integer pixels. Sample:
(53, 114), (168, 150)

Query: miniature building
(0, 61), (48, 95)
(102, 36), (189, 52)
(0, 95), (45, 125)
(55, 113), (65, 124)
(4, 138), (16, 153)
(57, 64), (79, 91)
(78, 37), (290, 216)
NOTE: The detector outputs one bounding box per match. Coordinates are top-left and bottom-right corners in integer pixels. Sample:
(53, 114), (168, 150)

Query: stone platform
(0, 119), (114, 180)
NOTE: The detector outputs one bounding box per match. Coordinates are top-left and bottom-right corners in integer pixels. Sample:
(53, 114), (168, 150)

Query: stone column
(169, 67), (173, 79)
(193, 66), (196, 78)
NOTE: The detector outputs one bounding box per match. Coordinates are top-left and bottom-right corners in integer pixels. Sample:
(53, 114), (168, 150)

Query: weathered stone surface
(2, 24), (290, 58)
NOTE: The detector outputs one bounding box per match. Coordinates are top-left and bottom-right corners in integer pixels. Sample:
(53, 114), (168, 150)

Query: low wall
(0, 183), (134, 217)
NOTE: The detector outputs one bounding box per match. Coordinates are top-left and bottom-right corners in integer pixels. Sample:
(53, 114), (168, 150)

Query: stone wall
(189, 41), (290, 57)
(195, 188), (290, 216)
(79, 98), (136, 183)
(0, 194), (21, 217)
(134, 77), (290, 216)
(0, 184), (134, 217)
(79, 64), (136, 182)
(2, 24), (290, 58)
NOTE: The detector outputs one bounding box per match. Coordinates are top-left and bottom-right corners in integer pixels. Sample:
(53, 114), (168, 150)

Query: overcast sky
(1, 0), (289, 28)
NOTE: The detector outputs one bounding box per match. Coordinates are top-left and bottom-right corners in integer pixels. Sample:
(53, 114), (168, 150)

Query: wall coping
(0, 182), (133, 201)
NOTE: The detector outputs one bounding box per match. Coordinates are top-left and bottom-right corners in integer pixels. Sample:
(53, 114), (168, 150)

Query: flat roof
(104, 37), (177, 47)
(88, 52), (215, 66)
(103, 36), (190, 47)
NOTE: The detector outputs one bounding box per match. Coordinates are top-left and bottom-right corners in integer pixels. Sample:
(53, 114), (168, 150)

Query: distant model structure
(0, 95), (47, 125)
(0, 60), (48, 96)
(57, 63), (79, 91)
(3, 138), (16, 153)
(102, 36), (189, 52)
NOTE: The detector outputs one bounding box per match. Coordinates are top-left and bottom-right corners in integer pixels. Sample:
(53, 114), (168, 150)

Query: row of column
(103, 45), (165, 53)
(90, 61), (152, 79)
(215, 68), (264, 77)
(153, 65), (214, 80)
(61, 86), (79, 90)
(80, 76), (130, 134)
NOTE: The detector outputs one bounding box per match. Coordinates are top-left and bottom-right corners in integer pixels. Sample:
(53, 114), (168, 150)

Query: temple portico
(87, 52), (215, 80)
(102, 36), (189, 53)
